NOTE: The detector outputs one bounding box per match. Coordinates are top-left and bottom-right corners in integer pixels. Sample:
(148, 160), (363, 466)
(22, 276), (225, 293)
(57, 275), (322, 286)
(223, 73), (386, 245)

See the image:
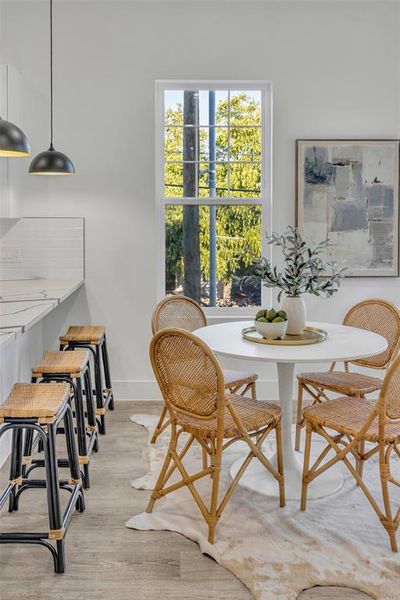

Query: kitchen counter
(0, 279), (83, 345)
(0, 278), (83, 303)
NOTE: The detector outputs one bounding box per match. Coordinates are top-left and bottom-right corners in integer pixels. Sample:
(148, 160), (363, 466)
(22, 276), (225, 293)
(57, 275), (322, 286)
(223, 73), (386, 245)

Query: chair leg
(356, 439), (365, 483)
(101, 337), (114, 411)
(84, 365), (99, 453)
(208, 447), (222, 544)
(75, 377), (90, 489)
(146, 425), (177, 513)
(275, 421), (286, 508)
(94, 345), (106, 434)
(21, 428), (34, 477)
(64, 405), (85, 513)
(151, 405), (168, 444)
(44, 423), (65, 574)
(300, 422), (313, 511)
(8, 428), (23, 512)
(31, 376), (44, 455)
(380, 445), (398, 552)
(250, 382), (257, 400)
(202, 445), (208, 469)
(295, 383), (304, 452)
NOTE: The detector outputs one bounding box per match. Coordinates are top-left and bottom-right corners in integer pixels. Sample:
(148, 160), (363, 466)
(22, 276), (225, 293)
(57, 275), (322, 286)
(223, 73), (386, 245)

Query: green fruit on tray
(255, 308), (288, 323)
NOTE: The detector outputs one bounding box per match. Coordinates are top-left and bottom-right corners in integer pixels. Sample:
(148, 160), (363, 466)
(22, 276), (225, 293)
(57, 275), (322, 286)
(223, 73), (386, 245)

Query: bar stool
(29, 350), (98, 489)
(59, 326), (114, 435)
(0, 383), (84, 573)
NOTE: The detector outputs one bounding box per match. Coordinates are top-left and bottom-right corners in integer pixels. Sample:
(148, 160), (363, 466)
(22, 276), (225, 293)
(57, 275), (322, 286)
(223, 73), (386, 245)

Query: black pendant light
(0, 117), (31, 157)
(29, 0), (74, 175)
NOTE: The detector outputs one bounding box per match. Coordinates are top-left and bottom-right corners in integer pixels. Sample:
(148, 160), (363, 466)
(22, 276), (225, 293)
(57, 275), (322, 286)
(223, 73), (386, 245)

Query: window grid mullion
(165, 125), (262, 129)
(227, 90), (231, 196)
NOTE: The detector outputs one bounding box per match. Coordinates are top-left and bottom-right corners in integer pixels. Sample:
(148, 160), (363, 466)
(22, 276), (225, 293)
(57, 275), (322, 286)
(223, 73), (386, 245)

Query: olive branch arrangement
(251, 226), (346, 302)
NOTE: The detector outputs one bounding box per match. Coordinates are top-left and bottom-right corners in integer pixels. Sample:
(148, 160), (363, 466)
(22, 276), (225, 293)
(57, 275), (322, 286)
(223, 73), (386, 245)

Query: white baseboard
(113, 379), (284, 401)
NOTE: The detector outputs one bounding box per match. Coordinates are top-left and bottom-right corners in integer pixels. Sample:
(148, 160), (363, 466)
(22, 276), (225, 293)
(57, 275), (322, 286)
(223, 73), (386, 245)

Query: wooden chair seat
(222, 369), (258, 389)
(176, 394), (281, 439)
(59, 325), (105, 345)
(298, 371), (382, 396)
(32, 350), (90, 376)
(0, 383), (70, 423)
(303, 395), (400, 443)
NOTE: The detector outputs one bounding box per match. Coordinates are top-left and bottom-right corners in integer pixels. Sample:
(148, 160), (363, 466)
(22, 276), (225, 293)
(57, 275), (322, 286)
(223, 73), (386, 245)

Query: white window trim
(155, 79), (273, 318)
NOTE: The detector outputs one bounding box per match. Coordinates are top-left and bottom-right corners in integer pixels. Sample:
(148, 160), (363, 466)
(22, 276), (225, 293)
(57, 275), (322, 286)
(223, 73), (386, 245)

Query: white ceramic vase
(282, 296), (306, 335)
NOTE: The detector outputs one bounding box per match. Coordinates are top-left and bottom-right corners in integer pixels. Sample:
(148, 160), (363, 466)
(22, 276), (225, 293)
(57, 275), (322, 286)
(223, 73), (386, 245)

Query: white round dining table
(194, 320), (388, 501)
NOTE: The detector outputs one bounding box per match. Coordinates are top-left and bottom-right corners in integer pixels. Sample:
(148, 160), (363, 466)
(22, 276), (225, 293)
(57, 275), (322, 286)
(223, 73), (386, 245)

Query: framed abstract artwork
(296, 139), (400, 276)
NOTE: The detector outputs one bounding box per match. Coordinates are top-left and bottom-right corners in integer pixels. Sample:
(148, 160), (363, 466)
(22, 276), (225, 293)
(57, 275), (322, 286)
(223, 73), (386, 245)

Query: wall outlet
(0, 247), (23, 263)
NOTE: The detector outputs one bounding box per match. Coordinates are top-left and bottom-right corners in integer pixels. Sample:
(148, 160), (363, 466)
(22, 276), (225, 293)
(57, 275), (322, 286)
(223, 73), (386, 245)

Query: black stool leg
(21, 429), (34, 477)
(64, 405), (85, 513)
(84, 364), (99, 453)
(94, 345), (105, 434)
(44, 423), (65, 574)
(31, 377), (44, 455)
(101, 337), (114, 411)
(8, 428), (23, 513)
(74, 376), (90, 489)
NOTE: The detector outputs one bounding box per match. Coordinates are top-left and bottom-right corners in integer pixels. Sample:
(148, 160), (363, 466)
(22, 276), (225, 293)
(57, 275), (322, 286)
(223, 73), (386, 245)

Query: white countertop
(0, 279), (83, 303)
(0, 279), (83, 345)
(0, 299), (57, 330)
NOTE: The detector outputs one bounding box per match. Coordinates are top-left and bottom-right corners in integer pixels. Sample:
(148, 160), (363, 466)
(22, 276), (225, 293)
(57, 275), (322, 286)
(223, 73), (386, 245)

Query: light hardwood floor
(0, 401), (372, 600)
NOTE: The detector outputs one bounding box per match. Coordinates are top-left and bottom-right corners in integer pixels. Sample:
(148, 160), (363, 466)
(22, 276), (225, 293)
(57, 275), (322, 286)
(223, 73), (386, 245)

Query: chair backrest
(343, 299), (400, 370)
(150, 328), (225, 419)
(151, 296), (207, 335)
(378, 354), (400, 420)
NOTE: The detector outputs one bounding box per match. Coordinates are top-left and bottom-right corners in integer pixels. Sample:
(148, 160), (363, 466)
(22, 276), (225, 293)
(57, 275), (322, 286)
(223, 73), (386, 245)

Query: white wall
(1, 0), (399, 398)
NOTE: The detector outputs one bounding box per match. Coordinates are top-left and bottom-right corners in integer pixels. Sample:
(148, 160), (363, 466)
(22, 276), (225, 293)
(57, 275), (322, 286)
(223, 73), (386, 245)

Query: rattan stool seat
(59, 325), (105, 345)
(298, 371), (382, 396)
(177, 394), (281, 439)
(0, 383), (70, 423)
(303, 395), (400, 443)
(32, 350), (90, 376)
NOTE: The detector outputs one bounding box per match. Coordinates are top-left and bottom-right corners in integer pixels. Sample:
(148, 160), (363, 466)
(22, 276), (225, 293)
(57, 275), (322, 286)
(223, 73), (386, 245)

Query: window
(156, 81), (272, 312)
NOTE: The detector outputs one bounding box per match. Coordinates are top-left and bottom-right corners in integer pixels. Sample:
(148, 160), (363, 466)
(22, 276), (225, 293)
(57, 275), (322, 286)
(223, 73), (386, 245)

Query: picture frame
(296, 139), (400, 277)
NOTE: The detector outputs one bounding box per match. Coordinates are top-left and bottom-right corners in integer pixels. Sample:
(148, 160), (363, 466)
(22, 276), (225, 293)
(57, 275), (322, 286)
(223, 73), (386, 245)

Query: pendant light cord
(50, 0), (54, 149)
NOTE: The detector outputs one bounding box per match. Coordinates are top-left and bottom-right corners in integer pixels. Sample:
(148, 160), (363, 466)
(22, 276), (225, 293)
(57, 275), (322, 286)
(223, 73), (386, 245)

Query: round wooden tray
(241, 326), (328, 346)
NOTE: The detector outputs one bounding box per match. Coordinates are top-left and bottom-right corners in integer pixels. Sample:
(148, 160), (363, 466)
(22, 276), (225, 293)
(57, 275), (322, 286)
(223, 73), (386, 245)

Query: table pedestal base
(229, 449), (343, 501)
(230, 362), (343, 501)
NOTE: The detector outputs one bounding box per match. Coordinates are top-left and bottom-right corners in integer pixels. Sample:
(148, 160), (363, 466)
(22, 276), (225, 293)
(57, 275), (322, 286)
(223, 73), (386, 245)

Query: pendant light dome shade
(29, 144), (74, 175)
(0, 117), (31, 157)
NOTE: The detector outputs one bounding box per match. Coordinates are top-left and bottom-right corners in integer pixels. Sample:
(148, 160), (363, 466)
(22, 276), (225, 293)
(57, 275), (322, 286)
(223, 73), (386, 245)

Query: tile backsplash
(0, 217), (84, 281)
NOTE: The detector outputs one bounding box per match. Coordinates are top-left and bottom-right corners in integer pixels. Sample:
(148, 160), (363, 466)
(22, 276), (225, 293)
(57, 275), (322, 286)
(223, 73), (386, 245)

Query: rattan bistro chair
(147, 328), (285, 544)
(295, 299), (400, 456)
(301, 354), (400, 552)
(150, 295), (259, 444)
